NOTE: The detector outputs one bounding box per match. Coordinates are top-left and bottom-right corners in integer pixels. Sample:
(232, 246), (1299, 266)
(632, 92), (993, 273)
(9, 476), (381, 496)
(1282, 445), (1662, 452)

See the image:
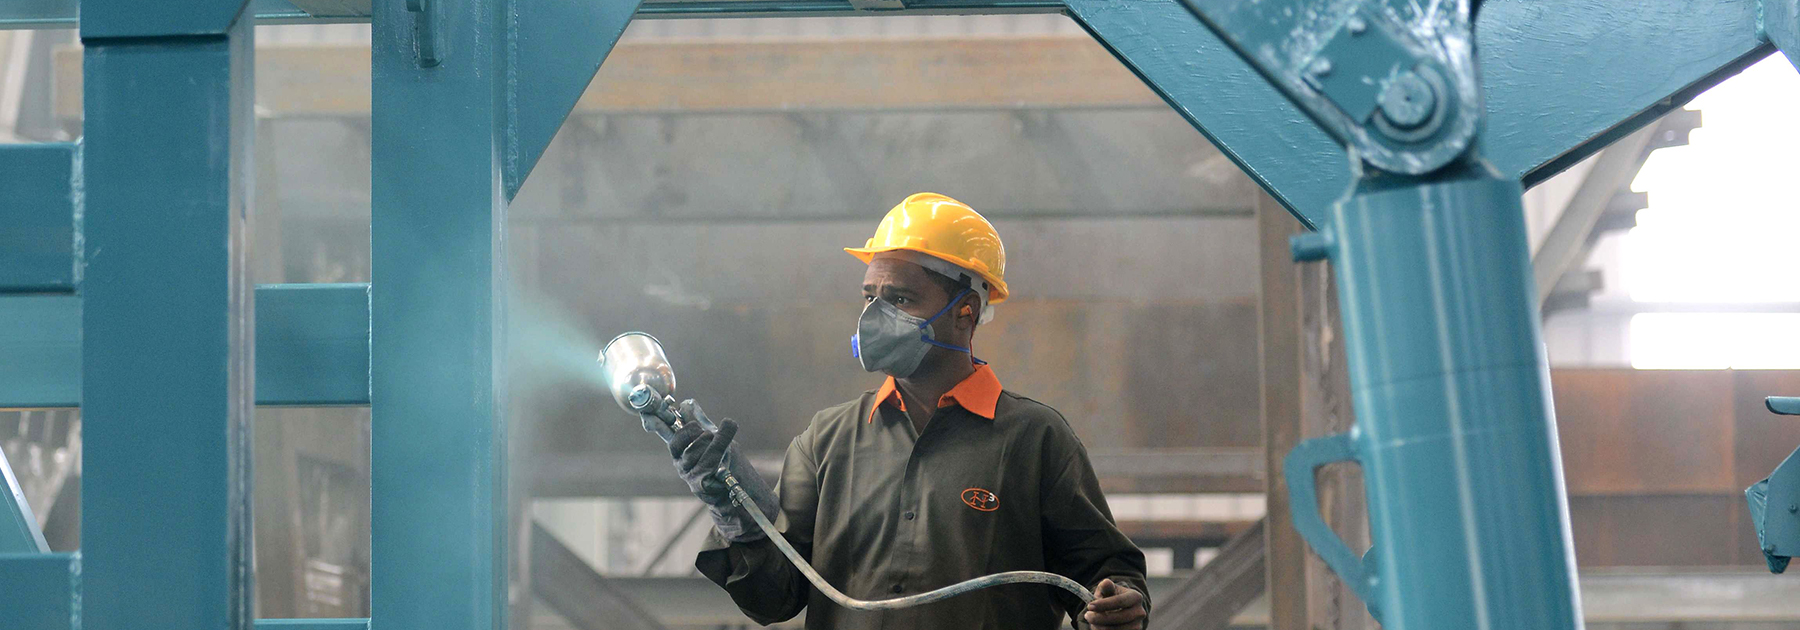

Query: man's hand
(1083, 578), (1146, 630)
(669, 402), (738, 506)
(666, 400), (778, 542)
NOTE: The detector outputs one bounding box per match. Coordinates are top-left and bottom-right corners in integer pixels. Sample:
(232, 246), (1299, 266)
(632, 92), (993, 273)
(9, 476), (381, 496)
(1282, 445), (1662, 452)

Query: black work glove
(669, 400), (779, 542)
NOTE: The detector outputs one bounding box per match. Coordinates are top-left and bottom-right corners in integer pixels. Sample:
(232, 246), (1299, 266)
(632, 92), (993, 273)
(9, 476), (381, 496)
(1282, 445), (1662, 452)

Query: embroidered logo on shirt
(961, 487), (999, 512)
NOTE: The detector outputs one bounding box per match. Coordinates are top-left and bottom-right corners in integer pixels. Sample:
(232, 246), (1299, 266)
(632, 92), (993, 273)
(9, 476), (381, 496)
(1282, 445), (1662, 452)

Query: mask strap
(918, 289), (974, 354)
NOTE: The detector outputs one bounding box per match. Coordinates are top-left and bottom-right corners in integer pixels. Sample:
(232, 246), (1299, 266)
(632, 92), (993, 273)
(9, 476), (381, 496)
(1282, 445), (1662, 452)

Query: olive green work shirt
(696, 364), (1150, 629)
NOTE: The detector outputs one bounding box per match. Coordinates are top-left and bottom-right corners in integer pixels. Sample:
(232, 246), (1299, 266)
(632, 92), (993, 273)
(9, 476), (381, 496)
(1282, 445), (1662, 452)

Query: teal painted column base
(1286, 162), (1583, 630)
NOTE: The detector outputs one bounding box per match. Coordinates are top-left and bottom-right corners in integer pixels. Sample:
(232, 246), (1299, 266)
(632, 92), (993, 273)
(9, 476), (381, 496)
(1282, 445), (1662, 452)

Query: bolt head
(1789, 503), (1799, 513)
(1309, 58), (1333, 77)
(1347, 15), (1367, 34)
(1378, 71), (1437, 129)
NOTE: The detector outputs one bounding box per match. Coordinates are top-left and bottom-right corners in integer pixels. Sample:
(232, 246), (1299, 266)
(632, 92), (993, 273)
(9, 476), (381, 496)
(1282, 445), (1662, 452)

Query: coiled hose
(719, 470), (1097, 610)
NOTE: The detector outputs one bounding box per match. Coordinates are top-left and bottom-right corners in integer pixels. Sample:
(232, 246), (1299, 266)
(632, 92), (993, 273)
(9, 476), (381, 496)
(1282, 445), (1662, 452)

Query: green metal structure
(0, 0), (1795, 628)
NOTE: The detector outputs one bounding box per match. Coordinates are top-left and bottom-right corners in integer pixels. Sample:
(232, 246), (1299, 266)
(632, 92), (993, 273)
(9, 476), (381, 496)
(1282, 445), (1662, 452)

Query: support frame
(1, 1), (1796, 630)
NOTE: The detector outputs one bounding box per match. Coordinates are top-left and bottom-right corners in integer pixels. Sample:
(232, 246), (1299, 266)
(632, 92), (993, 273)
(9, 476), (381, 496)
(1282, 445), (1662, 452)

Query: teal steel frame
(0, 0), (1795, 628)
(1748, 397), (1800, 574)
(78, 2), (257, 629)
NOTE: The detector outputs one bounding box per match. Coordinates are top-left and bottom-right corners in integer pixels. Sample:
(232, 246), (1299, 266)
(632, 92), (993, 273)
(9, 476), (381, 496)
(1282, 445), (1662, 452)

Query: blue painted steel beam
(0, 553), (80, 630)
(1480, 0), (1771, 188)
(0, 144), (78, 293)
(79, 2), (256, 628)
(0, 2), (1768, 224)
(1, 0), (1063, 28)
(254, 619), (372, 630)
(1076, 0), (1770, 227)
(255, 283), (372, 406)
(370, 0), (510, 627)
(507, 1), (642, 200)
(0, 284), (371, 408)
(82, 0), (250, 37)
(0, 294), (79, 408)
(1760, 0), (1800, 70)
(1, 448), (50, 553)
(1064, 0), (1341, 229)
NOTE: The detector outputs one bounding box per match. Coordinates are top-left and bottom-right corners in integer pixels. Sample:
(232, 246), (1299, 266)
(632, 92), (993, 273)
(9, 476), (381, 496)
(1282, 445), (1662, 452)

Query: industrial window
(1626, 55), (1800, 369)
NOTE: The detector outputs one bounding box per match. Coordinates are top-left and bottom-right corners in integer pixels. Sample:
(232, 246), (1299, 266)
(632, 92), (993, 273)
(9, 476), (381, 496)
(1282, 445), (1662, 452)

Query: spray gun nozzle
(627, 384), (657, 411)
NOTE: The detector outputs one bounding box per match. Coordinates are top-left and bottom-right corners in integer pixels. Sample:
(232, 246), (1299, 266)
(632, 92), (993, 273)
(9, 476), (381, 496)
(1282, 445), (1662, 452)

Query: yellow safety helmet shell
(845, 192), (1009, 304)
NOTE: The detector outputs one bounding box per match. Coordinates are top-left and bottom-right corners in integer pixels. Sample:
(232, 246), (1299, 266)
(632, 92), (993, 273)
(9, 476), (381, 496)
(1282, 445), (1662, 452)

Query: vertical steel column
(1288, 163), (1582, 629)
(370, 0), (508, 628)
(78, 0), (256, 628)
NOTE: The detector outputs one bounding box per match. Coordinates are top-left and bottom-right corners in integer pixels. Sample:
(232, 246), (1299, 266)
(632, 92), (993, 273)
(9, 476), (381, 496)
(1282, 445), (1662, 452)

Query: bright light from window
(1625, 56), (1800, 369)
(1626, 56), (1800, 304)
(1630, 313), (1800, 369)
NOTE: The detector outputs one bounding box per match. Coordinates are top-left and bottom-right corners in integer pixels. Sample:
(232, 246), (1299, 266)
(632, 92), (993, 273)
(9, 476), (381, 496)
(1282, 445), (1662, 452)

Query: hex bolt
(1378, 71), (1437, 130)
(1790, 503), (1799, 513)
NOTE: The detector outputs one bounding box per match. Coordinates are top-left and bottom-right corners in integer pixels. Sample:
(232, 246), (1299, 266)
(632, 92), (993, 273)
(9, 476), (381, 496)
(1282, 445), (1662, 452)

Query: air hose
(595, 333), (1096, 610)
(718, 469), (1097, 610)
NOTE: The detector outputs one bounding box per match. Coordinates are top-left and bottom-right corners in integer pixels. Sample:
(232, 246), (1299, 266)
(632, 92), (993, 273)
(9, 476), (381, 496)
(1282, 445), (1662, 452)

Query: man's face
(861, 258), (953, 321)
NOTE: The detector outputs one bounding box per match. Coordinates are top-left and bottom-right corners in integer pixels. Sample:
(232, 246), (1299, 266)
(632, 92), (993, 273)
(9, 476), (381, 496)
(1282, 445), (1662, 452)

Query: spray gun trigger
(642, 412), (678, 445)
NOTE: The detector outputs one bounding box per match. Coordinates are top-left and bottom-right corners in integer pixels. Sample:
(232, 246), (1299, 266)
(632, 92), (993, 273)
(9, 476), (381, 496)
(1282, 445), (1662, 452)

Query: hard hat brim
(845, 245), (1009, 304)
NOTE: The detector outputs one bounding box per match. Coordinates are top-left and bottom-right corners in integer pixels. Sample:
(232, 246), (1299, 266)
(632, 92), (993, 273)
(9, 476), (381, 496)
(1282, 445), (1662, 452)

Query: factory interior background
(4, 11), (1800, 630)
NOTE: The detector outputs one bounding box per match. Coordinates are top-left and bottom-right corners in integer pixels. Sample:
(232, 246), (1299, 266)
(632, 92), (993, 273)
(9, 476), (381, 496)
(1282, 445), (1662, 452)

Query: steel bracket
(406, 0), (440, 68)
(1748, 396), (1800, 573)
(1176, 0), (1480, 175)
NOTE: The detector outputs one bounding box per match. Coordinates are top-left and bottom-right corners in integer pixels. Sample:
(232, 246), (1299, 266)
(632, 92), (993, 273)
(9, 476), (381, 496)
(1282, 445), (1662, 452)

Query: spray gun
(596, 332), (1097, 611)
(597, 332), (714, 443)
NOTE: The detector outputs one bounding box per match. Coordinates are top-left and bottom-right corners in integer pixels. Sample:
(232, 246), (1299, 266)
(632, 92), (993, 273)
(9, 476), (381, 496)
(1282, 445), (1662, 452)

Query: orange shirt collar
(868, 364), (1002, 423)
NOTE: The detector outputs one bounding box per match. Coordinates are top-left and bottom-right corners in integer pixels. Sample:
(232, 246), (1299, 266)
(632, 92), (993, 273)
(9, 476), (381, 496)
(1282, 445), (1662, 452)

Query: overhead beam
(52, 37), (1166, 120)
(530, 521), (670, 630)
(1530, 125), (1659, 306)
(5, 0), (1068, 29)
(0, 284), (371, 408)
(39, 0), (1761, 230)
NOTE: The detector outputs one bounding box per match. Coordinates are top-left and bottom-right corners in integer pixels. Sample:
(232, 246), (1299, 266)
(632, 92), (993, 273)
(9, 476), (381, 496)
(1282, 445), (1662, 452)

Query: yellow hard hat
(845, 192), (1009, 304)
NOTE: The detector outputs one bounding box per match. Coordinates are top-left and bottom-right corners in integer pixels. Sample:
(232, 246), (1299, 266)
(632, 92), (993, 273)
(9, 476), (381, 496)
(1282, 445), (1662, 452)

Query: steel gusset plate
(1177, 0), (1481, 175)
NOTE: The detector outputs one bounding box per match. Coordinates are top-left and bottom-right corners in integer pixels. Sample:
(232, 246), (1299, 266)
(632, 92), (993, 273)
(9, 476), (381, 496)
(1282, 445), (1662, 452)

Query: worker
(668, 192), (1150, 630)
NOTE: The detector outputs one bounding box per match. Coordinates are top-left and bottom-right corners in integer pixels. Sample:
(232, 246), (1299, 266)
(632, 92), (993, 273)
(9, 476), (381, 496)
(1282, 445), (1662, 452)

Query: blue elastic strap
(918, 289), (974, 354)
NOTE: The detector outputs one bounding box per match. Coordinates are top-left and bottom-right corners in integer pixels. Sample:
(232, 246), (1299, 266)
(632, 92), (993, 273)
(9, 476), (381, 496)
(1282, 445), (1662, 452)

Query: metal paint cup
(597, 332), (677, 414)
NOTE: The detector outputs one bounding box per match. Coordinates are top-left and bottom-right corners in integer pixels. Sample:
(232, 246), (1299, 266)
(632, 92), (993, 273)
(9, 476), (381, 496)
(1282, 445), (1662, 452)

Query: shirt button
(891, 583), (905, 593)
(903, 511), (916, 521)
